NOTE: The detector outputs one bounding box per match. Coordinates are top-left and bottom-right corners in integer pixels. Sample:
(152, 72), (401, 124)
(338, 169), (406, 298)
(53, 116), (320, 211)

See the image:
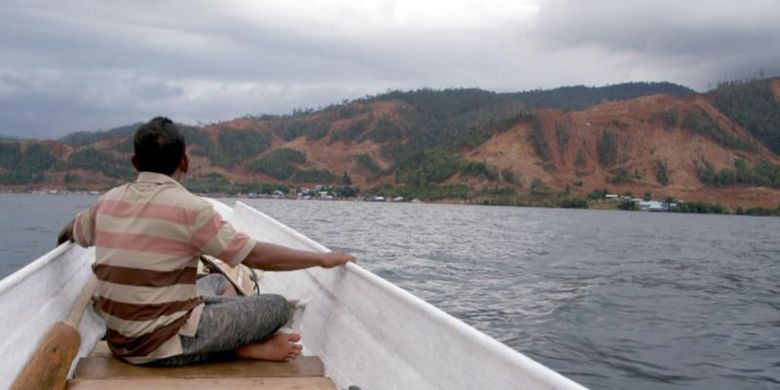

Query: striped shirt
(72, 172), (255, 363)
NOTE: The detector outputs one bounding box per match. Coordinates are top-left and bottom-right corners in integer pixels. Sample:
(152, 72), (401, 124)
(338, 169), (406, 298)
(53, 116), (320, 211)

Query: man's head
(132, 116), (187, 176)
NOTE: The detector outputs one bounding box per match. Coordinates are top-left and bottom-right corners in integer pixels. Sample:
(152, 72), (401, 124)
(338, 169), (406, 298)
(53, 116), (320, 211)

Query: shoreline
(3, 190), (778, 217)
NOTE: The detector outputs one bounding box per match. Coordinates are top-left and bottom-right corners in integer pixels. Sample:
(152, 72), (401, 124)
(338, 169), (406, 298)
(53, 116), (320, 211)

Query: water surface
(1, 194), (778, 389)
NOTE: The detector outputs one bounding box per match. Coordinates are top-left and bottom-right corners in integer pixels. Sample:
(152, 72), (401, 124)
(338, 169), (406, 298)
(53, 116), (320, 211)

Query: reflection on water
(1, 195), (778, 389)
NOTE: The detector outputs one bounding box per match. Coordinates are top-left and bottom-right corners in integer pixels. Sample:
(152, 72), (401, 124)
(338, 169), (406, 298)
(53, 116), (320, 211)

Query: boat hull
(0, 199), (586, 390)
(224, 201), (586, 390)
(0, 244), (104, 390)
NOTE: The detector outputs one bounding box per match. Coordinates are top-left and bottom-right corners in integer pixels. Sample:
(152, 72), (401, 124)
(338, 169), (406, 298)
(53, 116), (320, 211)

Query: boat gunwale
(233, 201), (587, 390)
(0, 243), (73, 293)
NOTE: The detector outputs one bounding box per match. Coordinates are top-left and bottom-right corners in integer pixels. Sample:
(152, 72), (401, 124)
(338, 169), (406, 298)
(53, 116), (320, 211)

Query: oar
(11, 275), (98, 390)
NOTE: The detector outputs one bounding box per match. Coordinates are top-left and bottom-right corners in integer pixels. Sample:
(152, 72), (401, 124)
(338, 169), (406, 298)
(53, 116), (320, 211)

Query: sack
(198, 255), (261, 295)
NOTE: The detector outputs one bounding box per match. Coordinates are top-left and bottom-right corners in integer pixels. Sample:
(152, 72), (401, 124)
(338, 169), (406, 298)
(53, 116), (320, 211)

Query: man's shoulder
(159, 185), (212, 212)
(99, 183), (132, 201)
(101, 180), (211, 212)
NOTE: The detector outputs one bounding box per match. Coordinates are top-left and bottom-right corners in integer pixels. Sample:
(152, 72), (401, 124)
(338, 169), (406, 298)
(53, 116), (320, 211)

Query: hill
(1, 80), (779, 211)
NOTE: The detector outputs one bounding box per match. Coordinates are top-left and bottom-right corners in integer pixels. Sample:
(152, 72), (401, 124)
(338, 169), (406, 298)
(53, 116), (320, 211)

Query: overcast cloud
(1, 0), (779, 138)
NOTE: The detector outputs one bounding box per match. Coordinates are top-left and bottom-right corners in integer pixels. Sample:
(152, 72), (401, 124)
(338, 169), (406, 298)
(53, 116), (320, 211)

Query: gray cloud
(532, 0), (780, 87)
(0, 0), (778, 138)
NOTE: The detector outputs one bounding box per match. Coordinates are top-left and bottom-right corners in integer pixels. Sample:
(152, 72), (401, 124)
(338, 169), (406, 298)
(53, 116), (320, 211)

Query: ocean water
(1, 194), (778, 389)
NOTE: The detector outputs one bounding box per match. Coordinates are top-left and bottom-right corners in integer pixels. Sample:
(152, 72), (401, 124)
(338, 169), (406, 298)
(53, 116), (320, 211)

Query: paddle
(10, 275), (98, 390)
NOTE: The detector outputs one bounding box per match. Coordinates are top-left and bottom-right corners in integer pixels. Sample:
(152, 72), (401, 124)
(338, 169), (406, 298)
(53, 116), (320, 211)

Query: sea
(1, 193), (778, 390)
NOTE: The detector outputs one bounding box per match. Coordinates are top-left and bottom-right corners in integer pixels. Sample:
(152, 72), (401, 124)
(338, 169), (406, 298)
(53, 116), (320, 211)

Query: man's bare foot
(235, 333), (302, 362)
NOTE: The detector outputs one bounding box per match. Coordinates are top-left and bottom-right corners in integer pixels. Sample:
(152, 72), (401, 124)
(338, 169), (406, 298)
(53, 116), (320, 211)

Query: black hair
(133, 116), (186, 175)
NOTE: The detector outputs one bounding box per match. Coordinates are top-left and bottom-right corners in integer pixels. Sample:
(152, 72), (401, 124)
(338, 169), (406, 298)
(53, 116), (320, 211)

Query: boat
(0, 199), (587, 389)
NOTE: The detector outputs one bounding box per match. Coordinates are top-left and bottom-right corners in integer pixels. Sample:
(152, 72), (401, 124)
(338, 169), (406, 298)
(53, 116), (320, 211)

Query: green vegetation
(530, 178), (552, 196)
(711, 78), (780, 154)
(681, 109), (752, 150)
(528, 115), (551, 161)
(608, 167), (633, 184)
(114, 139), (134, 154)
(618, 199), (638, 210)
(508, 82), (694, 111)
(597, 130), (618, 168)
(460, 161), (499, 181)
(649, 110), (678, 128)
(608, 120), (629, 129)
(356, 154), (381, 176)
(292, 168), (339, 184)
(182, 127), (271, 168)
(574, 149), (587, 172)
(212, 129), (272, 168)
(330, 120), (370, 143)
(184, 172), (290, 195)
(64, 173), (83, 184)
(736, 205), (780, 216)
(246, 148), (306, 180)
(366, 117), (405, 143)
(0, 142), (57, 184)
(559, 195), (588, 209)
(555, 123), (570, 153)
(0, 143), (22, 169)
(180, 126), (214, 157)
(587, 188), (609, 200)
(183, 172), (232, 193)
(396, 150), (462, 185)
(395, 150), (501, 185)
(501, 168), (519, 185)
(455, 111), (536, 149)
(655, 159), (669, 185)
(478, 187), (516, 197)
(670, 201), (729, 214)
(62, 147), (134, 180)
(365, 89), (535, 160)
(276, 120), (330, 141)
(60, 123), (141, 146)
(695, 158), (780, 188)
(366, 183), (472, 201)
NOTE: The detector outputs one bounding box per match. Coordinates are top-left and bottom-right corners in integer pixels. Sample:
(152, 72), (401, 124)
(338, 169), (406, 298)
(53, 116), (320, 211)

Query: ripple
(5, 196), (780, 390)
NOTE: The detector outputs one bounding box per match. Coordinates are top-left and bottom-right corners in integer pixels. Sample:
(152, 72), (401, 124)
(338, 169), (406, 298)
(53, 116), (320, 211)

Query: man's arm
(57, 218), (75, 246)
(242, 242), (355, 271)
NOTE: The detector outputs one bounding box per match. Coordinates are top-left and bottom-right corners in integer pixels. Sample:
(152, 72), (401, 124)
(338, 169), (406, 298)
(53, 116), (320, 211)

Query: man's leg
(163, 294), (298, 365)
(150, 275), (298, 366)
(196, 274), (237, 297)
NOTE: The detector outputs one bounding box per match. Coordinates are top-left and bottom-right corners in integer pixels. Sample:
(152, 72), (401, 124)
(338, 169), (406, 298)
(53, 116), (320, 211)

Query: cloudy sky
(2, 0), (779, 138)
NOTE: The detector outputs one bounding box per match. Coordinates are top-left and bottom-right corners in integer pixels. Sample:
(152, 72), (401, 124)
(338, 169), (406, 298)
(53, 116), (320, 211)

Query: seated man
(57, 116), (354, 365)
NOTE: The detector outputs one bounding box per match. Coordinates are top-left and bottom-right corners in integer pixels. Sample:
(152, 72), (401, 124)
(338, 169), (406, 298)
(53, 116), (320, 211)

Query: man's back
(72, 171), (253, 363)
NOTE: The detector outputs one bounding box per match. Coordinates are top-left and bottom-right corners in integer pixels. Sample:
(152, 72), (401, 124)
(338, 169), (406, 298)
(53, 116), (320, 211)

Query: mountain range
(1, 78), (779, 211)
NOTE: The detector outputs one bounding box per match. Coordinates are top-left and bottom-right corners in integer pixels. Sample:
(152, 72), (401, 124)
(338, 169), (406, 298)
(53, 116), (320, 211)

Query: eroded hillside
(2, 80), (779, 209)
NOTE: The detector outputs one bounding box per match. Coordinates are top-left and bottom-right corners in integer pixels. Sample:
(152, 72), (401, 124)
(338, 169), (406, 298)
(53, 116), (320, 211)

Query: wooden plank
(88, 341), (112, 357)
(73, 356), (324, 380)
(67, 377), (337, 390)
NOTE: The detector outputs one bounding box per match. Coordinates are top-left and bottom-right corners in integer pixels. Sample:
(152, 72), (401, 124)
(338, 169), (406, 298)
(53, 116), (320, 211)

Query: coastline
(3, 189), (778, 217)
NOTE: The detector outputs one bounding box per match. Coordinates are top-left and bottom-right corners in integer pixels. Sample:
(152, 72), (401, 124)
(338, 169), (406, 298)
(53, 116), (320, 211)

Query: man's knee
(259, 294), (292, 326)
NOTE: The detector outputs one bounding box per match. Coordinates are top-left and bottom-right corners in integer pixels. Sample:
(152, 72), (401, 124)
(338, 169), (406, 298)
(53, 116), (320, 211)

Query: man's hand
(57, 218), (76, 246)
(319, 251), (356, 268)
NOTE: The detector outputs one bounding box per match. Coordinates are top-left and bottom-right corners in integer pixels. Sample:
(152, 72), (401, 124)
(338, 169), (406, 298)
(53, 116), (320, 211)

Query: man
(57, 116), (354, 365)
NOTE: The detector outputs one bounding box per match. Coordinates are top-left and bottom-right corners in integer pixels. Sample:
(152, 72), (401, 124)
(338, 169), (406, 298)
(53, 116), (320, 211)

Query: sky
(1, 0), (779, 139)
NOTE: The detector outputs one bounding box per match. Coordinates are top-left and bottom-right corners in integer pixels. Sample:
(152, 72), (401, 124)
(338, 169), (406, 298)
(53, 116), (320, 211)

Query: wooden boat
(0, 199), (587, 390)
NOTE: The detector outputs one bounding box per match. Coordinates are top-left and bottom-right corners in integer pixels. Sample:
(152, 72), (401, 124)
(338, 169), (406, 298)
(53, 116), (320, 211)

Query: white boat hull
(0, 199), (586, 390)
(0, 244), (103, 389)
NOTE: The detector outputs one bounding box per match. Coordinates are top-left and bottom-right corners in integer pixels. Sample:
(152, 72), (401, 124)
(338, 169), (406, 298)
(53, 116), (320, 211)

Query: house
(638, 200), (668, 211)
